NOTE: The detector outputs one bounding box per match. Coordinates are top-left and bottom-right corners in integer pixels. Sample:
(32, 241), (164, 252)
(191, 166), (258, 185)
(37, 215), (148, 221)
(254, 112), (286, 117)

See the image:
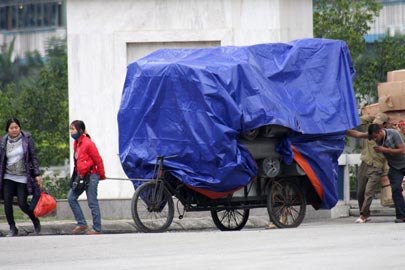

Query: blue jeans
(388, 167), (405, 219)
(68, 174), (102, 231)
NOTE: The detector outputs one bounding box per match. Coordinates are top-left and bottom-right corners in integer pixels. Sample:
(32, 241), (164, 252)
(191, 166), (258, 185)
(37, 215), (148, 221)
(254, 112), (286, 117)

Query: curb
(0, 215), (271, 236)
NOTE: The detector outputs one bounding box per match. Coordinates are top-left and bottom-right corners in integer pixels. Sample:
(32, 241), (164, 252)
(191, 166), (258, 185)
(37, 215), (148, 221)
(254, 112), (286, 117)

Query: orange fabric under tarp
(187, 176), (258, 199)
(291, 145), (324, 201)
(186, 146), (325, 201)
(186, 185), (242, 199)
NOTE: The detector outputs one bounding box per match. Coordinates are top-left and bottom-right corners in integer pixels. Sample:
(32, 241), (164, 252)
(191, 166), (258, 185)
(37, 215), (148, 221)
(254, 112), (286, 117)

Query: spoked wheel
(131, 181), (174, 233)
(211, 208), (250, 231)
(267, 180), (306, 228)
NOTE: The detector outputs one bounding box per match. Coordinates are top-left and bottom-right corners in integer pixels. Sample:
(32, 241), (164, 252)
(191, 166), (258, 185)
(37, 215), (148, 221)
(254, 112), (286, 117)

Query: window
(36, 4), (43, 27)
(10, 5), (17, 29)
(0, 1), (65, 31)
(0, 7), (6, 29)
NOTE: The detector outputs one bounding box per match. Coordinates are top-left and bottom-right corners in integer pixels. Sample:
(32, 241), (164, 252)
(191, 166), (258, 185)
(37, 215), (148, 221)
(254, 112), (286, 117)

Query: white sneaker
(265, 223), (277, 229)
(355, 216), (370, 223)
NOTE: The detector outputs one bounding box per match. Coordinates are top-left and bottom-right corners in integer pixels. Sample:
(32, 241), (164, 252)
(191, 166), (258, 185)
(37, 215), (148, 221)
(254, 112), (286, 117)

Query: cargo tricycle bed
(119, 39), (360, 233)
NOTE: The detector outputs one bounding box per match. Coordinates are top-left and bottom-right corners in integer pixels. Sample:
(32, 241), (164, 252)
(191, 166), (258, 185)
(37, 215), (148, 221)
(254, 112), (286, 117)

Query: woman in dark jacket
(0, 118), (41, 237)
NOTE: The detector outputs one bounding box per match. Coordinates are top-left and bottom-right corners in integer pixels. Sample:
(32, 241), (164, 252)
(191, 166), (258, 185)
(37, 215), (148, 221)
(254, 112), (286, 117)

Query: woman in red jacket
(68, 120), (106, 234)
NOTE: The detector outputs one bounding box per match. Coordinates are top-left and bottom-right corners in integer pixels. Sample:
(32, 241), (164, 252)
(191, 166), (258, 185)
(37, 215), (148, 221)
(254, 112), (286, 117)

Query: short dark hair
(5, 118), (21, 132)
(368, 123), (381, 137)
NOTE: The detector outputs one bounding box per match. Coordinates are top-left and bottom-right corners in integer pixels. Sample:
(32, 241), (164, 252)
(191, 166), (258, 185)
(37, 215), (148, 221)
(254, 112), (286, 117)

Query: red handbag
(34, 192), (57, 218)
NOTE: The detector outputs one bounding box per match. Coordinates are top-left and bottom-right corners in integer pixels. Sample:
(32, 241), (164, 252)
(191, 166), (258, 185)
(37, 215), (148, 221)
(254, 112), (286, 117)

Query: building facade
(66, 0), (313, 199)
(0, 0), (66, 60)
(366, 0), (405, 42)
(3, 0), (403, 200)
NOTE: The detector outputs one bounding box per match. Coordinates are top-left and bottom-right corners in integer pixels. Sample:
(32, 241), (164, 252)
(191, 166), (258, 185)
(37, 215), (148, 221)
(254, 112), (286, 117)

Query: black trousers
(3, 179), (36, 228)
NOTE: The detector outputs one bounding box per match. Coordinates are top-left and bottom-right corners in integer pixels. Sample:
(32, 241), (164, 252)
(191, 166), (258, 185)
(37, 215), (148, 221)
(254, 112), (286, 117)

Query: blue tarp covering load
(118, 38), (360, 209)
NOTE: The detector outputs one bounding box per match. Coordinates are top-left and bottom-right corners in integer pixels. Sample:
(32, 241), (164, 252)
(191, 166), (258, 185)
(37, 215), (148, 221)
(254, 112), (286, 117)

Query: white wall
(66, 0), (313, 199)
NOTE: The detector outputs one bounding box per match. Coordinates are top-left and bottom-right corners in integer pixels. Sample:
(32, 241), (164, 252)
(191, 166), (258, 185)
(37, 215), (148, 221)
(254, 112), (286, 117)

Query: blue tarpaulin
(118, 38), (359, 209)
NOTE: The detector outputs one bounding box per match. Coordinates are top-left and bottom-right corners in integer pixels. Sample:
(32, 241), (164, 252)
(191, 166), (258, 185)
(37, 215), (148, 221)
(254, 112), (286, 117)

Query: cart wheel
(267, 180), (306, 228)
(211, 209), (250, 231)
(131, 181), (174, 233)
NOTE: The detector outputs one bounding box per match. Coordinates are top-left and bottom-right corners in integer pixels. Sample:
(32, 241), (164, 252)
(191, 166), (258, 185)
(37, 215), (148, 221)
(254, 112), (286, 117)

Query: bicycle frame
(147, 155), (177, 211)
(131, 155), (311, 232)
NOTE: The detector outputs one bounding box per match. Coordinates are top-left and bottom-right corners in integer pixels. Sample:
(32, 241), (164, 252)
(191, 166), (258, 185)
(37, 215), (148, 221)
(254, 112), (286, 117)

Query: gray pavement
(0, 214), (399, 237)
(0, 215), (270, 236)
(2, 216), (405, 270)
(0, 199), (398, 236)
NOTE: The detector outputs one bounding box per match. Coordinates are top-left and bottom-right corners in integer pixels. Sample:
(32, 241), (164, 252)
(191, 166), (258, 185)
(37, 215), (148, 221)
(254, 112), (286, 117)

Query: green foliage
(41, 174), (71, 199)
(18, 44), (69, 166)
(355, 35), (405, 104)
(0, 37), (69, 166)
(0, 38), (44, 91)
(0, 38), (18, 89)
(313, 0), (382, 60)
(0, 85), (13, 121)
(313, 1), (405, 105)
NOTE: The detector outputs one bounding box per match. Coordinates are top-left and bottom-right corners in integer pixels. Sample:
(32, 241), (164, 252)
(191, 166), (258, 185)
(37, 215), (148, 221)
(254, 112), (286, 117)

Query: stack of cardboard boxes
(362, 69), (405, 118)
(360, 69), (405, 207)
(378, 69), (405, 123)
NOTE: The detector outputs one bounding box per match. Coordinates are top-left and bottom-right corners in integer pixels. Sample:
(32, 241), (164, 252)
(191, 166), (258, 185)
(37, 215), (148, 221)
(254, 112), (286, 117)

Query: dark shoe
(86, 229), (102, 235)
(33, 218), (41, 234)
(394, 218), (405, 223)
(71, 225), (89, 234)
(6, 227), (18, 237)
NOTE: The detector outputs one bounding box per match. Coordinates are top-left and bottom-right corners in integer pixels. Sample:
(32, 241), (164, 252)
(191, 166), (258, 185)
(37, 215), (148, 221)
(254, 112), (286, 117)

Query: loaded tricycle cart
(119, 39), (360, 233)
(131, 125), (320, 233)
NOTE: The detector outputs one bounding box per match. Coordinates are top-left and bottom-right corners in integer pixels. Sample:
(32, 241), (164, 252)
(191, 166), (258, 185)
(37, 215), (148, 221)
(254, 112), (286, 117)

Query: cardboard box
(379, 95), (405, 112)
(378, 81), (405, 97)
(385, 111), (405, 124)
(361, 103), (379, 116)
(378, 82), (405, 112)
(387, 69), (405, 82)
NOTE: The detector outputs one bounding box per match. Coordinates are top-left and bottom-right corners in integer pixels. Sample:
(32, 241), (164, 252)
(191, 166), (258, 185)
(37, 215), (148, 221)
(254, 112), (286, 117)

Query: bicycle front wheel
(131, 181), (174, 233)
(211, 208), (250, 231)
